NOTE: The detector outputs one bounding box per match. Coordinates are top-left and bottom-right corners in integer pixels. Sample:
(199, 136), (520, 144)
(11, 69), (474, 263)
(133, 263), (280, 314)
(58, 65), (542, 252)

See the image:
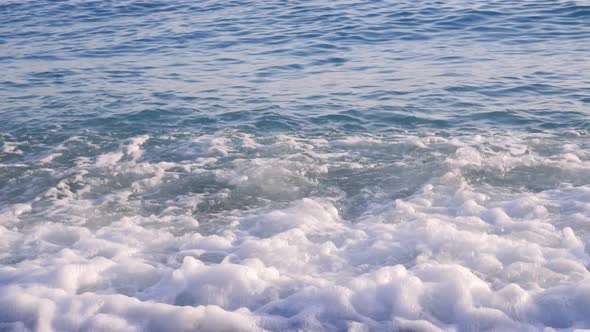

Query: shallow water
(1, 1), (590, 331)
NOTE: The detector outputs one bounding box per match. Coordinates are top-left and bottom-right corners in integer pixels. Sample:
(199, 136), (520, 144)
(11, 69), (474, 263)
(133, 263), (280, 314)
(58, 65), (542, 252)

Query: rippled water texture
(1, 1), (590, 331)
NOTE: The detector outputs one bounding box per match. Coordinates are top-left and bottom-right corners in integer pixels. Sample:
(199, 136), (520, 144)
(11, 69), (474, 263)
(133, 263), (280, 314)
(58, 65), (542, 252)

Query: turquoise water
(1, 1), (590, 331)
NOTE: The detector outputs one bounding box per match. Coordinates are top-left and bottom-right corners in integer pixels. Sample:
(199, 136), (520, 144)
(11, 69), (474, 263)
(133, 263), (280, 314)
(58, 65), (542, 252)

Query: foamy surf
(1, 131), (590, 331)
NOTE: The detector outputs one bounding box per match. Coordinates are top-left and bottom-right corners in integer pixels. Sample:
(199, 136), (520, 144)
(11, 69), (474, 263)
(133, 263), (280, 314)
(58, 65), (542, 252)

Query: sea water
(1, 1), (590, 331)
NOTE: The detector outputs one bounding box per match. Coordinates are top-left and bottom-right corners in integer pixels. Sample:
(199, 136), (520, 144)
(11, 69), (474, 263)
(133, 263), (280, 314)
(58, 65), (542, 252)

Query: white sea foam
(1, 132), (590, 331)
(1, 141), (22, 155)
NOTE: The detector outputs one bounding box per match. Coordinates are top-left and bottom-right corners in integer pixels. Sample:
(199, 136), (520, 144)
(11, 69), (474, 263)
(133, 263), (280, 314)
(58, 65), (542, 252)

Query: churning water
(1, 1), (590, 331)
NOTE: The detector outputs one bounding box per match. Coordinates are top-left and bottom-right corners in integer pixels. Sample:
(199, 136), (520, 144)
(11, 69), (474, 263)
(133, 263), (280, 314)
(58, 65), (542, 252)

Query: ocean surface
(1, 1), (590, 331)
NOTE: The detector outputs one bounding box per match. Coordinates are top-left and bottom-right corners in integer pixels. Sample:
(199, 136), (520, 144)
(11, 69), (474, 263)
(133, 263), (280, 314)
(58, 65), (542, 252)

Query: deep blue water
(2, 1), (590, 331)
(2, 0), (589, 139)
